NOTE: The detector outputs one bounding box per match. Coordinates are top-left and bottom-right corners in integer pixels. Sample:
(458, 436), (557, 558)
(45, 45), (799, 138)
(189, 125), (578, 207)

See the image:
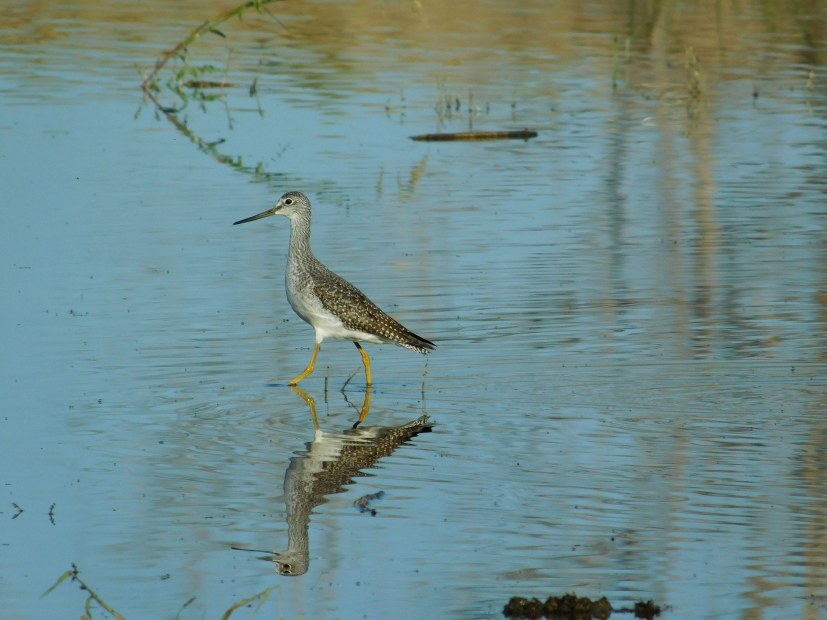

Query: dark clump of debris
(503, 597), (545, 619)
(503, 592), (662, 620)
(503, 593), (611, 619)
(633, 600), (662, 620)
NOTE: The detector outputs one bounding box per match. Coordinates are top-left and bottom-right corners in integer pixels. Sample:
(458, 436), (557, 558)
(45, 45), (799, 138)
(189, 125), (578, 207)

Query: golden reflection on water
(5, 1), (825, 91)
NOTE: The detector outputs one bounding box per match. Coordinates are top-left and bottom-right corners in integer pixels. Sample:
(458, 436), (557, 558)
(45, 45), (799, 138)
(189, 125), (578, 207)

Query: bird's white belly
(286, 277), (383, 345)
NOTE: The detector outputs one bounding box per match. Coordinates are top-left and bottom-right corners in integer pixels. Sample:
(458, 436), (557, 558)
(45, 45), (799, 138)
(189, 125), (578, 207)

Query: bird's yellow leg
(354, 385), (372, 427)
(354, 342), (372, 386)
(290, 385), (320, 430)
(289, 342), (320, 385)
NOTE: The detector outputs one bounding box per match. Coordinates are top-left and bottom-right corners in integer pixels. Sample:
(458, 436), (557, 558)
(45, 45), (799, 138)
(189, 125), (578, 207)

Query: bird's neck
(287, 213), (314, 266)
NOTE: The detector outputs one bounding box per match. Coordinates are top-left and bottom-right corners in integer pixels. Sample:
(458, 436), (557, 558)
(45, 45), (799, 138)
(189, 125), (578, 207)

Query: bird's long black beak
(233, 207), (278, 225)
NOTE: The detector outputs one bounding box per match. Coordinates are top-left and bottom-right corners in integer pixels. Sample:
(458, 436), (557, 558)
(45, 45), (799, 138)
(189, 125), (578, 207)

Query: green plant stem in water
(42, 564), (128, 620)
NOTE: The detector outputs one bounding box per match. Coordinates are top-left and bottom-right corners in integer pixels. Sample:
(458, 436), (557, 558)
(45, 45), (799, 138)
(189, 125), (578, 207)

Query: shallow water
(2, 1), (827, 618)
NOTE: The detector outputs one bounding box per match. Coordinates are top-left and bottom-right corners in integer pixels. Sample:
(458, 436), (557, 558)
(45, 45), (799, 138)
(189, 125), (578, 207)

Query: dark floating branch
(411, 129), (538, 142)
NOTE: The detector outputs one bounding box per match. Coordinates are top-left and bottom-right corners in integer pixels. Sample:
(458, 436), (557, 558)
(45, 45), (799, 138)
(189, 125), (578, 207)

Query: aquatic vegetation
(42, 564), (127, 620)
(139, 0), (284, 178)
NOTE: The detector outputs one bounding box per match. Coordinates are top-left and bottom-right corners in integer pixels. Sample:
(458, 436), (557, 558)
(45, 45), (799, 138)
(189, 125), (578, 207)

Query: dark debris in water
(354, 490), (385, 516)
(503, 593), (662, 620)
(633, 600), (662, 620)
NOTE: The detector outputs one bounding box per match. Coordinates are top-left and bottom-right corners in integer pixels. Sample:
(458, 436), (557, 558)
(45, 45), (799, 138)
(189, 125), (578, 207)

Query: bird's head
(233, 191), (310, 225)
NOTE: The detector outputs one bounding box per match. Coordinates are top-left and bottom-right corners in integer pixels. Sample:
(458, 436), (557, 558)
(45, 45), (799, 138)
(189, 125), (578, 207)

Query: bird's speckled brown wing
(312, 268), (435, 353)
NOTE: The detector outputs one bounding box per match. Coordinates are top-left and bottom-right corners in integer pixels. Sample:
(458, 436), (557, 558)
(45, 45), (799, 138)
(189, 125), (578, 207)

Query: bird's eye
(285, 198), (293, 205)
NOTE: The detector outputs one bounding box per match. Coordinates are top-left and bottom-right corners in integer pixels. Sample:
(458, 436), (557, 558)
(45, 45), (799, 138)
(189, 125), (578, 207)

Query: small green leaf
(41, 569), (74, 598)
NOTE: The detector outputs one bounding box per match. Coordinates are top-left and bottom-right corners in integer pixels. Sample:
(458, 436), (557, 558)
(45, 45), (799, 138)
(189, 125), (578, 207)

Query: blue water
(2, 1), (827, 618)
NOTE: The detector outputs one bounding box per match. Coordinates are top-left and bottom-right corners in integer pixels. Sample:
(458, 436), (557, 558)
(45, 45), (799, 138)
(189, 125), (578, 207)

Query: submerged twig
(221, 585), (277, 619)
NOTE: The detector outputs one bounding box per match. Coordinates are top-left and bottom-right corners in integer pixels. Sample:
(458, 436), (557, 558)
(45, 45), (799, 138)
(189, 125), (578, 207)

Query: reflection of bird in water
(269, 387), (433, 576)
(233, 191), (435, 386)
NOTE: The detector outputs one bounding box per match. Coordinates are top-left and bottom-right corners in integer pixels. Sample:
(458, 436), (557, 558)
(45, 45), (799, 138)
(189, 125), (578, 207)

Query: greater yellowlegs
(234, 191), (435, 385)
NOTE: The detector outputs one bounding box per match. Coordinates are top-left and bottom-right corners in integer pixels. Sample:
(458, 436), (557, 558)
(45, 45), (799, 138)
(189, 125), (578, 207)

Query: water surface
(2, 1), (827, 618)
